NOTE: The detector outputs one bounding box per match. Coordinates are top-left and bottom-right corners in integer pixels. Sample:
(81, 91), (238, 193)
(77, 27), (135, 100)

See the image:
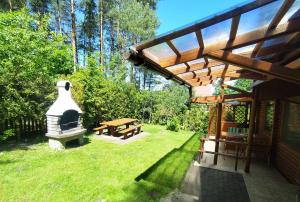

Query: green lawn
(0, 124), (199, 202)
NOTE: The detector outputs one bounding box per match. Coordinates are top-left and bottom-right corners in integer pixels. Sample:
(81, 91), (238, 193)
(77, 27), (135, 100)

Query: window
(282, 101), (300, 148)
(264, 101), (274, 131)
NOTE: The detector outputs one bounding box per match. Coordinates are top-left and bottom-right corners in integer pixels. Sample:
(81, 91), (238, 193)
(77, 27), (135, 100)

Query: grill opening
(60, 110), (79, 131)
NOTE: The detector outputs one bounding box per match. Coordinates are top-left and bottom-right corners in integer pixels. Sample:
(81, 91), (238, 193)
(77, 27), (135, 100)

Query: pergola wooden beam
(135, 0), (276, 51)
(189, 77), (237, 87)
(187, 71), (267, 85)
(229, 15), (240, 41)
(166, 40), (181, 57)
(206, 50), (300, 84)
(129, 49), (192, 86)
(256, 39), (300, 58)
(196, 30), (205, 51)
(222, 84), (249, 94)
(280, 48), (300, 66)
(286, 58), (300, 69)
(178, 65), (242, 80)
(191, 92), (253, 103)
(155, 18), (300, 67)
(245, 89), (257, 172)
(251, 0), (295, 57)
(167, 39), (300, 75)
(179, 67), (268, 82)
(167, 60), (223, 75)
(214, 103), (222, 164)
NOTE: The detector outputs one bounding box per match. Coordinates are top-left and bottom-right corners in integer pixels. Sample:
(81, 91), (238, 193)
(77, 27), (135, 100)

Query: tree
(214, 79), (253, 95)
(0, 10), (73, 121)
(98, 0), (104, 65)
(29, 0), (51, 20)
(82, 0), (98, 57)
(0, 0), (26, 11)
(107, 0), (158, 85)
(51, 0), (70, 33)
(71, 0), (78, 71)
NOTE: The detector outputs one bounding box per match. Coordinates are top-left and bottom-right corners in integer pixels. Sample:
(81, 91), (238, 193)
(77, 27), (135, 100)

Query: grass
(0, 124), (200, 202)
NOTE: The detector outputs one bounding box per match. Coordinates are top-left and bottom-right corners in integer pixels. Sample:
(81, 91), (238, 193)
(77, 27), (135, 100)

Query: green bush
(166, 117), (180, 132)
(0, 10), (72, 121)
(0, 129), (15, 142)
(181, 105), (209, 134)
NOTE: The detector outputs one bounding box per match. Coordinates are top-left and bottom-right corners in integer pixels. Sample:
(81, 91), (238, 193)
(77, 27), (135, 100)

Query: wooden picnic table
(100, 118), (137, 136)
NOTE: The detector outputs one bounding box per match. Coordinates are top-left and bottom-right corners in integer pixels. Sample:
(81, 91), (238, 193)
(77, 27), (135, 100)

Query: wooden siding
(255, 80), (300, 185)
(275, 143), (300, 184)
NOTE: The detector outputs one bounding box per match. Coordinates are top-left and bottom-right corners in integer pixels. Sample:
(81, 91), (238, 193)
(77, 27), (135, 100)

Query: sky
(155, 0), (249, 91)
(156, 0), (249, 35)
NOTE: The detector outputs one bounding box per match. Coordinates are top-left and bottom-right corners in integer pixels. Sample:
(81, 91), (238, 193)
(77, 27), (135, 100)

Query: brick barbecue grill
(46, 81), (86, 150)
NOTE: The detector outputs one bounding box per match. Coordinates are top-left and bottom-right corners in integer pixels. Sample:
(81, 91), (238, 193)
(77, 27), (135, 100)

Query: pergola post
(245, 90), (257, 172)
(214, 102), (222, 165)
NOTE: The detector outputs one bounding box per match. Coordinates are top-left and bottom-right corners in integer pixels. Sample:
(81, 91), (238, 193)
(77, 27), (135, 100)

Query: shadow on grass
(0, 135), (48, 152)
(0, 159), (20, 165)
(0, 133), (92, 152)
(65, 136), (91, 148)
(122, 133), (200, 201)
(135, 133), (199, 187)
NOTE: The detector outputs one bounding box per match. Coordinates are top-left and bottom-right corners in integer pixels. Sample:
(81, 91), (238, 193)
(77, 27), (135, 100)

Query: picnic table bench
(118, 124), (143, 139)
(93, 125), (108, 135)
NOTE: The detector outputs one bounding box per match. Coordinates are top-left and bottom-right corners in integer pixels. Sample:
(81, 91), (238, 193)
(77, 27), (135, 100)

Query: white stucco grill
(46, 81), (86, 150)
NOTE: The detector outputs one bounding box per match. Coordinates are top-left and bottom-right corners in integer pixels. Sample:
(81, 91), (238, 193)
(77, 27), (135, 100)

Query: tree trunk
(109, 20), (115, 56)
(148, 73), (152, 90)
(8, 0), (12, 11)
(83, 36), (86, 66)
(98, 0), (104, 65)
(116, 20), (122, 51)
(143, 70), (147, 89)
(88, 38), (92, 58)
(130, 64), (134, 83)
(57, 0), (62, 33)
(71, 0), (78, 71)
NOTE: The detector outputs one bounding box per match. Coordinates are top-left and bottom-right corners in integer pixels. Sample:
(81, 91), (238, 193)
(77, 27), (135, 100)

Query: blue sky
(156, 0), (249, 35)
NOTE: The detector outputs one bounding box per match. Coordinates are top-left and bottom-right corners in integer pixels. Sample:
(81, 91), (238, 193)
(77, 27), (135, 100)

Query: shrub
(166, 117), (180, 132)
(0, 129), (15, 142)
(182, 105), (209, 134)
(0, 10), (72, 121)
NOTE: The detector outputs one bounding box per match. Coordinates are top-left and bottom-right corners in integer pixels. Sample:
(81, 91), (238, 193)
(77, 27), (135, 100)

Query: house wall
(255, 79), (300, 185)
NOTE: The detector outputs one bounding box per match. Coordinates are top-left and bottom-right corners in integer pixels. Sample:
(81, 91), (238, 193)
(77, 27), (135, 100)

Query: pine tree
(71, 0), (78, 71)
(0, 0), (26, 11)
(81, 0), (98, 60)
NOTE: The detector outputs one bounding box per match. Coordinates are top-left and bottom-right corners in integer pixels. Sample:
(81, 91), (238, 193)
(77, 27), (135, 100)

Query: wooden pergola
(127, 0), (300, 173)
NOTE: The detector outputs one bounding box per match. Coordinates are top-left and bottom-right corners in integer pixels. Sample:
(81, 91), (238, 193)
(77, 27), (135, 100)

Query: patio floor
(163, 136), (300, 202)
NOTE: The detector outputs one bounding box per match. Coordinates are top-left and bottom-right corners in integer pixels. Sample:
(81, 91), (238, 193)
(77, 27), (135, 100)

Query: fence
(0, 117), (46, 140)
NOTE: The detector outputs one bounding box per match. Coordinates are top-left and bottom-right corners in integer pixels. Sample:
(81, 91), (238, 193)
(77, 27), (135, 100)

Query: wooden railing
(199, 137), (248, 171)
(0, 118), (46, 140)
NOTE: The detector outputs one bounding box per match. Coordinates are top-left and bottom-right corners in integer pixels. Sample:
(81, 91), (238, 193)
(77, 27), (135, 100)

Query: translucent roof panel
(237, 0), (283, 36)
(187, 58), (206, 66)
(195, 68), (209, 74)
(279, 0), (300, 25)
(178, 72), (193, 78)
(144, 42), (177, 59)
(166, 63), (186, 71)
(201, 19), (232, 45)
(232, 44), (256, 54)
(261, 34), (293, 48)
(171, 32), (199, 53)
(210, 65), (226, 72)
